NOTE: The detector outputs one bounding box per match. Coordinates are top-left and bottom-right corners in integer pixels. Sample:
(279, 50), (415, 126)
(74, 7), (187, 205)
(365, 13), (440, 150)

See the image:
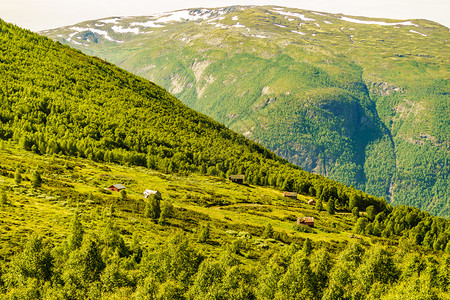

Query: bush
(293, 224), (315, 233)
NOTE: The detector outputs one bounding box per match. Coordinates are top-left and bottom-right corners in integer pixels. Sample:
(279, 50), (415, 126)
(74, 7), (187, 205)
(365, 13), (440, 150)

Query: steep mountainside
(0, 18), (391, 220)
(42, 6), (450, 217)
(0, 18), (449, 300)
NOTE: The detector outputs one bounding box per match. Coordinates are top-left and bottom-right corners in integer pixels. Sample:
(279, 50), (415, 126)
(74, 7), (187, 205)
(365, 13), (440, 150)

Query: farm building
(143, 190), (161, 199)
(283, 192), (297, 199)
(229, 175), (244, 184)
(308, 199), (316, 205)
(297, 217), (315, 227)
(106, 184), (126, 192)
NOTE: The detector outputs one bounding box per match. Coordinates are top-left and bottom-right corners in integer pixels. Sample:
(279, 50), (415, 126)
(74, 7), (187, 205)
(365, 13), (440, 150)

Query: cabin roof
(283, 192), (297, 195)
(111, 184), (126, 190)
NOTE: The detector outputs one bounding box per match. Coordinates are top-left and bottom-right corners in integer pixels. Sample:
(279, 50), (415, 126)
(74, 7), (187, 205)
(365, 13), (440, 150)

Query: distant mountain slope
(0, 18), (391, 218)
(42, 6), (450, 217)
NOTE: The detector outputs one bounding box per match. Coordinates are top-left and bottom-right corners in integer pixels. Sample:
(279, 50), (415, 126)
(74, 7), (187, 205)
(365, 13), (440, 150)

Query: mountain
(0, 17), (391, 217)
(0, 18), (449, 299)
(42, 6), (450, 218)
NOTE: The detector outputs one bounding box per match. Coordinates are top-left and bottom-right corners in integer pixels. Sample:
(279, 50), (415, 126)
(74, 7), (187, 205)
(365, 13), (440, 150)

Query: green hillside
(0, 18), (390, 217)
(42, 6), (450, 217)
(0, 142), (449, 299)
(0, 19), (449, 299)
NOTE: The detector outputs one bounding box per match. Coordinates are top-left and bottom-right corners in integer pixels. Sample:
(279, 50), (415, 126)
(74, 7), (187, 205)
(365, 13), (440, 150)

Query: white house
(143, 189), (161, 199)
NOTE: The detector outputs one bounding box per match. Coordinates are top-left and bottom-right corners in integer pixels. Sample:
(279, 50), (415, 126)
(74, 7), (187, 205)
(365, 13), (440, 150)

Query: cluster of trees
(0, 19), (393, 220)
(0, 215), (448, 299)
(354, 205), (450, 252)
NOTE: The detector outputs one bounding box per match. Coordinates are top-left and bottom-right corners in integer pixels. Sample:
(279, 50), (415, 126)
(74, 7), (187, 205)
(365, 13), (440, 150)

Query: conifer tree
(366, 206), (376, 221)
(316, 198), (323, 211)
(145, 195), (160, 221)
(31, 170), (42, 188)
(198, 223), (210, 243)
(67, 213), (84, 251)
(352, 206), (360, 219)
(158, 201), (173, 225)
(14, 168), (22, 185)
(120, 190), (127, 201)
(327, 198), (335, 215)
(302, 238), (312, 256)
(1, 190), (8, 206)
(263, 223), (274, 239)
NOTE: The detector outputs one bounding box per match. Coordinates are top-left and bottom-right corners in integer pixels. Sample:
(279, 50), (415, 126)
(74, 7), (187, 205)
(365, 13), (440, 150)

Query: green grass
(0, 140), (372, 262)
(42, 6), (450, 217)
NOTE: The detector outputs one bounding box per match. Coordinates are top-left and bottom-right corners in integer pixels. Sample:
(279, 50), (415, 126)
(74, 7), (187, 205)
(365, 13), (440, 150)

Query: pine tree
(31, 170), (42, 188)
(366, 206), (376, 221)
(14, 168), (22, 185)
(1, 190), (8, 206)
(197, 223), (210, 243)
(352, 206), (360, 219)
(316, 198), (323, 211)
(158, 201), (173, 225)
(302, 238), (312, 256)
(67, 213), (84, 251)
(263, 223), (274, 239)
(120, 189), (127, 201)
(145, 195), (161, 221)
(327, 198), (335, 215)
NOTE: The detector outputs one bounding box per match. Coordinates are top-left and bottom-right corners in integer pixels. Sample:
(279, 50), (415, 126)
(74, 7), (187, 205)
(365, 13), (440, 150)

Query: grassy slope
(0, 141), (361, 261)
(42, 6), (450, 217)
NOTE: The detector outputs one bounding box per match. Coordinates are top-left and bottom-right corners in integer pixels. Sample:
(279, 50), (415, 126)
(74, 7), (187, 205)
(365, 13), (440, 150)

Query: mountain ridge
(43, 6), (450, 215)
(41, 5), (449, 217)
(0, 17), (449, 300)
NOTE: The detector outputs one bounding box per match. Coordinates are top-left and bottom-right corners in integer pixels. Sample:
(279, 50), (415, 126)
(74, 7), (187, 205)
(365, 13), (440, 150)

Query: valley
(0, 13), (448, 299)
(42, 6), (450, 217)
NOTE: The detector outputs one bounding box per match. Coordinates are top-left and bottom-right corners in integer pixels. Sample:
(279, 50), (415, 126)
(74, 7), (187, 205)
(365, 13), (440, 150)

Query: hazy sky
(1, 0), (449, 31)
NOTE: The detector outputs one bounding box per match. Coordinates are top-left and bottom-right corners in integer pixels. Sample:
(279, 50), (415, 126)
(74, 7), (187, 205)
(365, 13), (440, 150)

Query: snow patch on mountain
(68, 27), (123, 43)
(410, 30), (427, 36)
(272, 10), (315, 22)
(232, 22), (246, 28)
(130, 20), (164, 28)
(99, 18), (121, 24)
(341, 16), (418, 27)
(291, 30), (306, 35)
(112, 26), (141, 34)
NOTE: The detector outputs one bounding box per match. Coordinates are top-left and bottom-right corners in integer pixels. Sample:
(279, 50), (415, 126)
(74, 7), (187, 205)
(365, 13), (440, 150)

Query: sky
(1, 0), (449, 32)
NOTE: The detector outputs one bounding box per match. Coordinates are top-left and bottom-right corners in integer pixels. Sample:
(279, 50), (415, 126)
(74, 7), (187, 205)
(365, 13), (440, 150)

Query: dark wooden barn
(229, 175), (245, 184)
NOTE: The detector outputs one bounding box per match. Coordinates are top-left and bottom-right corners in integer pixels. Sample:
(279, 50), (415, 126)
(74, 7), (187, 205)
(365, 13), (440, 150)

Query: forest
(42, 6), (450, 218)
(0, 18), (449, 299)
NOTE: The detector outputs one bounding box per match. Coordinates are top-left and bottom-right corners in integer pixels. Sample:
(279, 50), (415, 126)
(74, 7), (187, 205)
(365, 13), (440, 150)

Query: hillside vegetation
(0, 142), (449, 299)
(0, 19), (449, 299)
(43, 6), (450, 217)
(0, 18), (389, 218)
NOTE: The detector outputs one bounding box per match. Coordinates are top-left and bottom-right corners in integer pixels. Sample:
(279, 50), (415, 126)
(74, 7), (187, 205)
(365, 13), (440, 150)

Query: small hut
(143, 189), (161, 199)
(229, 175), (244, 184)
(297, 217), (315, 227)
(308, 199), (316, 205)
(106, 184), (126, 192)
(283, 192), (297, 199)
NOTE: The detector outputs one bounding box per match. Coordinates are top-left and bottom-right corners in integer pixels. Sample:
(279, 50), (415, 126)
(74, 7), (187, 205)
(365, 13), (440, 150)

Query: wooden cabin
(143, 189), (161, 199)
(308, 199), (316, 205)
(297, 217), (315, 227)
(283, 192), (297, 199)
(229, 175), (244, 184)
(107, 184), (126, 192)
